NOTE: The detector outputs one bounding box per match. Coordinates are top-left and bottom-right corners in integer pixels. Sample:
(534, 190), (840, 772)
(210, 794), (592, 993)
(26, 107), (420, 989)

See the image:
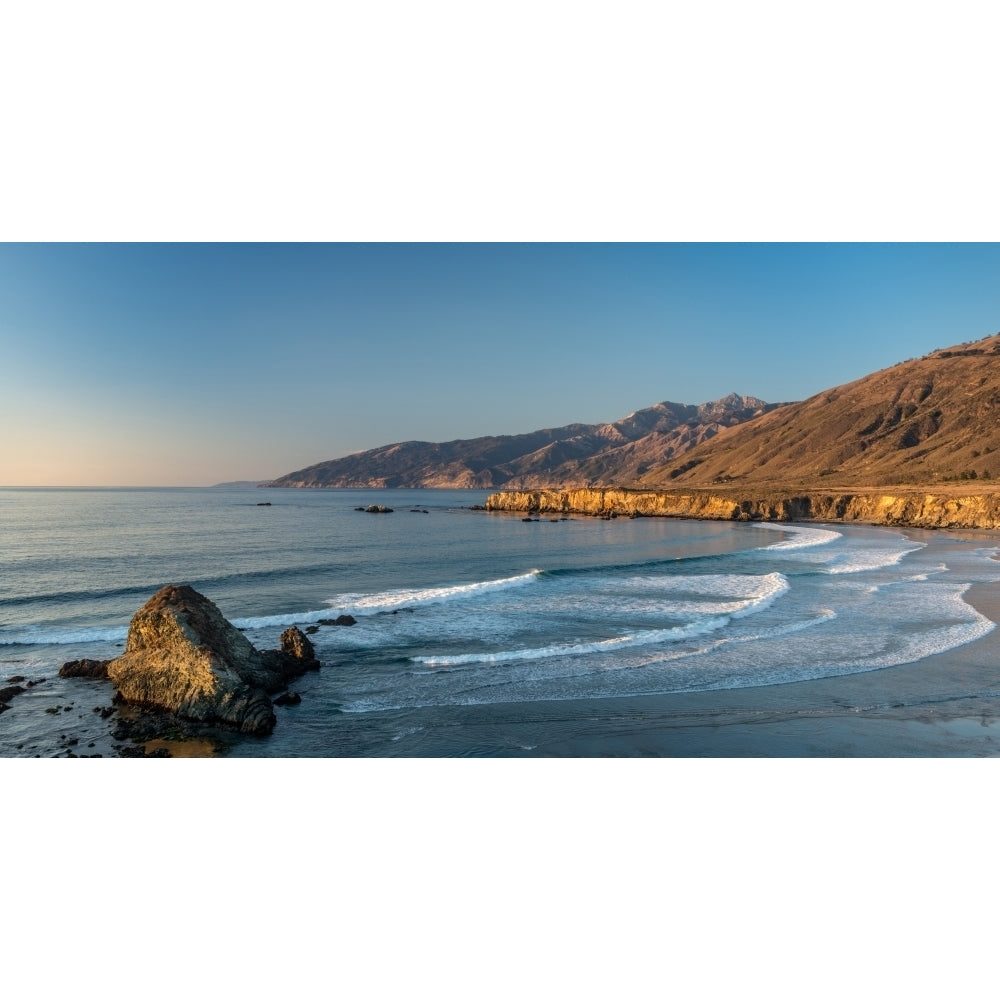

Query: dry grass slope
(264, 394), (783, 489)
(638, 333), (1000, 491)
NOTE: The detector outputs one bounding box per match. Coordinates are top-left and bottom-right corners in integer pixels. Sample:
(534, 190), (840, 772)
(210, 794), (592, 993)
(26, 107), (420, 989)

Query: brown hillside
(263, 394), (783, 489)
(638, 332), (1000, 490)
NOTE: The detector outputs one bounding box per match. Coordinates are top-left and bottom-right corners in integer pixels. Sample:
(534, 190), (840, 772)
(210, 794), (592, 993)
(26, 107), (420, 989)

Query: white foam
(824, 544), (923, 574)
(753, 523), (842, 551)
(863, 568), (944, 593)
(737, 607), (838, 641)
(412, 573), (789, 667)
(0, 625), (128, 646)
(707, 571), (787, 600)
(232, 607), (340, 631)
(618, 572), (786, 599)
(858, 617), (996, 669)
(329, 569), (543, 614)
(862, 583), (997, 665)
(310, 542), (1000, 714)
(413, 616), (732, 667)
(753, 522), (924, 575)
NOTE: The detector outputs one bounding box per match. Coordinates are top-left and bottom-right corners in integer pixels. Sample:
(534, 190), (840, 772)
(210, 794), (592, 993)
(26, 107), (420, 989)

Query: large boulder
(106, 584), (319, 736)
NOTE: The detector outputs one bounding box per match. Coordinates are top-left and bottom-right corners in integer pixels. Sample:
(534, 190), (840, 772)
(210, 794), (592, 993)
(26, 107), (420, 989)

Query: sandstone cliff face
(485, 488), (1000, 529)
(107, 585), (319, 735)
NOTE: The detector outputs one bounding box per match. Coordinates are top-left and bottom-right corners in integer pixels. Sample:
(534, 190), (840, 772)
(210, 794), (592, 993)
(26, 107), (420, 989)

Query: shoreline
(450, 523), (1000, 757)
(5, 518), (1000, 758)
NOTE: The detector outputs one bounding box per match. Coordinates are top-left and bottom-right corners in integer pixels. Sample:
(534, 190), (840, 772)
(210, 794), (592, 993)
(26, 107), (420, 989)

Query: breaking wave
(754, 523), (842, 550)
(0, 624), (129, 646)
(330, 570), (543, 614)
(412, 572), (789, 667)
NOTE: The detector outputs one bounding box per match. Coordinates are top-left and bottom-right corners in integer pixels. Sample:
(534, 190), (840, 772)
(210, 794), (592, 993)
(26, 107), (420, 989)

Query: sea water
(2, 487), (1000, 756)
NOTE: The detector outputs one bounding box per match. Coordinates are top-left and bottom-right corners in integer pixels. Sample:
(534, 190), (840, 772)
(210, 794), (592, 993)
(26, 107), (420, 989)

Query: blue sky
(3, 242), (1000, 486)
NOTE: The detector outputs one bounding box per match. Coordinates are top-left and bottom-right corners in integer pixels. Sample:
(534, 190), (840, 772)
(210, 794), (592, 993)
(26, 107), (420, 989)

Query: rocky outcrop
(485, 487), (1000, 529)
(321, 615), (357, 627)
(106, 585), (322, 736)
(269, 626), (321, 673)
(59, 658), (111, 679)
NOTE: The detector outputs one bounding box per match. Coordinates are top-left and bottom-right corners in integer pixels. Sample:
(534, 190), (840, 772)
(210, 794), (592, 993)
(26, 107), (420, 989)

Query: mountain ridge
(262, 393), (785, 489)
(264, 330), (1000, 493)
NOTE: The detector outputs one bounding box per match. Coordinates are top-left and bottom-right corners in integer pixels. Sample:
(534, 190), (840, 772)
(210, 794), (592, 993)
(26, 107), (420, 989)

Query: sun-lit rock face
(484, 488), (1000, 529)
(107, 584), (317, 735)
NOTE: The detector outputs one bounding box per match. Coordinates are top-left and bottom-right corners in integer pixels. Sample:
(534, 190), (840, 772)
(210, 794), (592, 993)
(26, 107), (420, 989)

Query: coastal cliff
(485, 488), (1000, 530)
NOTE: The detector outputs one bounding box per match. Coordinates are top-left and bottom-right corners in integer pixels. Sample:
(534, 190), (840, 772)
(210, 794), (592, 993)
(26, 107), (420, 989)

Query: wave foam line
(753, 523), (843, 551)
(717, 571), (789, 618)
(737, 608), (838, 642)
(658, 571), (790, 602)
(824, 544), (924, 575)
(0, 624), (129, 646)
(414, 573), (789, 667)
(845, 619), (996, 671)
(230, 607), (343, 631)
(330, 569), (543, 613)
(413, 616), (734, 667)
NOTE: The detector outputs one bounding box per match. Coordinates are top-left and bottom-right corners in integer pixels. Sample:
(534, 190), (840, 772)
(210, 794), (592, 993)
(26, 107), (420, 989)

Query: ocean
(3, 486), (1000, 757)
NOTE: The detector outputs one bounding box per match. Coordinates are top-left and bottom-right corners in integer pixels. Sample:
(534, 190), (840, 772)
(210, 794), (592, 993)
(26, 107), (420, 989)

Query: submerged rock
(106, 584), (318, 736)
(0, 685), (25, 711)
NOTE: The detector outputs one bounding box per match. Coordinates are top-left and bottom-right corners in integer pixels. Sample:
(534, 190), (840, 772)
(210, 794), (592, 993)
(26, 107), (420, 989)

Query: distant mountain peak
(262, 393), (786, 490)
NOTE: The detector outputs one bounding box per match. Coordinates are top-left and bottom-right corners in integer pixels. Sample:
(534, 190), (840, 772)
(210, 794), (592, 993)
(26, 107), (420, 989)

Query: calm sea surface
(3, 487), (1000, 756)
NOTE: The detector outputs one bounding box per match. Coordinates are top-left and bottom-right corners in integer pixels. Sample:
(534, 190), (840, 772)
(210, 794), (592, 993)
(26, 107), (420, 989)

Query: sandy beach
(5, 514), (1000, 758)
(462, 527), (1000, 757)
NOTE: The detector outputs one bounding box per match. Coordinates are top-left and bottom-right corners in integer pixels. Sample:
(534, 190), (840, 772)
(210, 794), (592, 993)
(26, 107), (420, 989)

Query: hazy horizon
(4, 242), (1000, 488)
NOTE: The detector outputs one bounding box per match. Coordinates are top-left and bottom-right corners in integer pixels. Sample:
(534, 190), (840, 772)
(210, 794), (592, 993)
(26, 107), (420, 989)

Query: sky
(3, 242), (1000, 486)
(3, 5), (999, 487)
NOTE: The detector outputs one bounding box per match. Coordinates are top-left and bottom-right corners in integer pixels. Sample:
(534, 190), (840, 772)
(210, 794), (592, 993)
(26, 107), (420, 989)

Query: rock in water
(106, 584), (289, 735)
(0, 685), (26, 711)
(280, 626), (320, 670)
(59, 658), (111, 679)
